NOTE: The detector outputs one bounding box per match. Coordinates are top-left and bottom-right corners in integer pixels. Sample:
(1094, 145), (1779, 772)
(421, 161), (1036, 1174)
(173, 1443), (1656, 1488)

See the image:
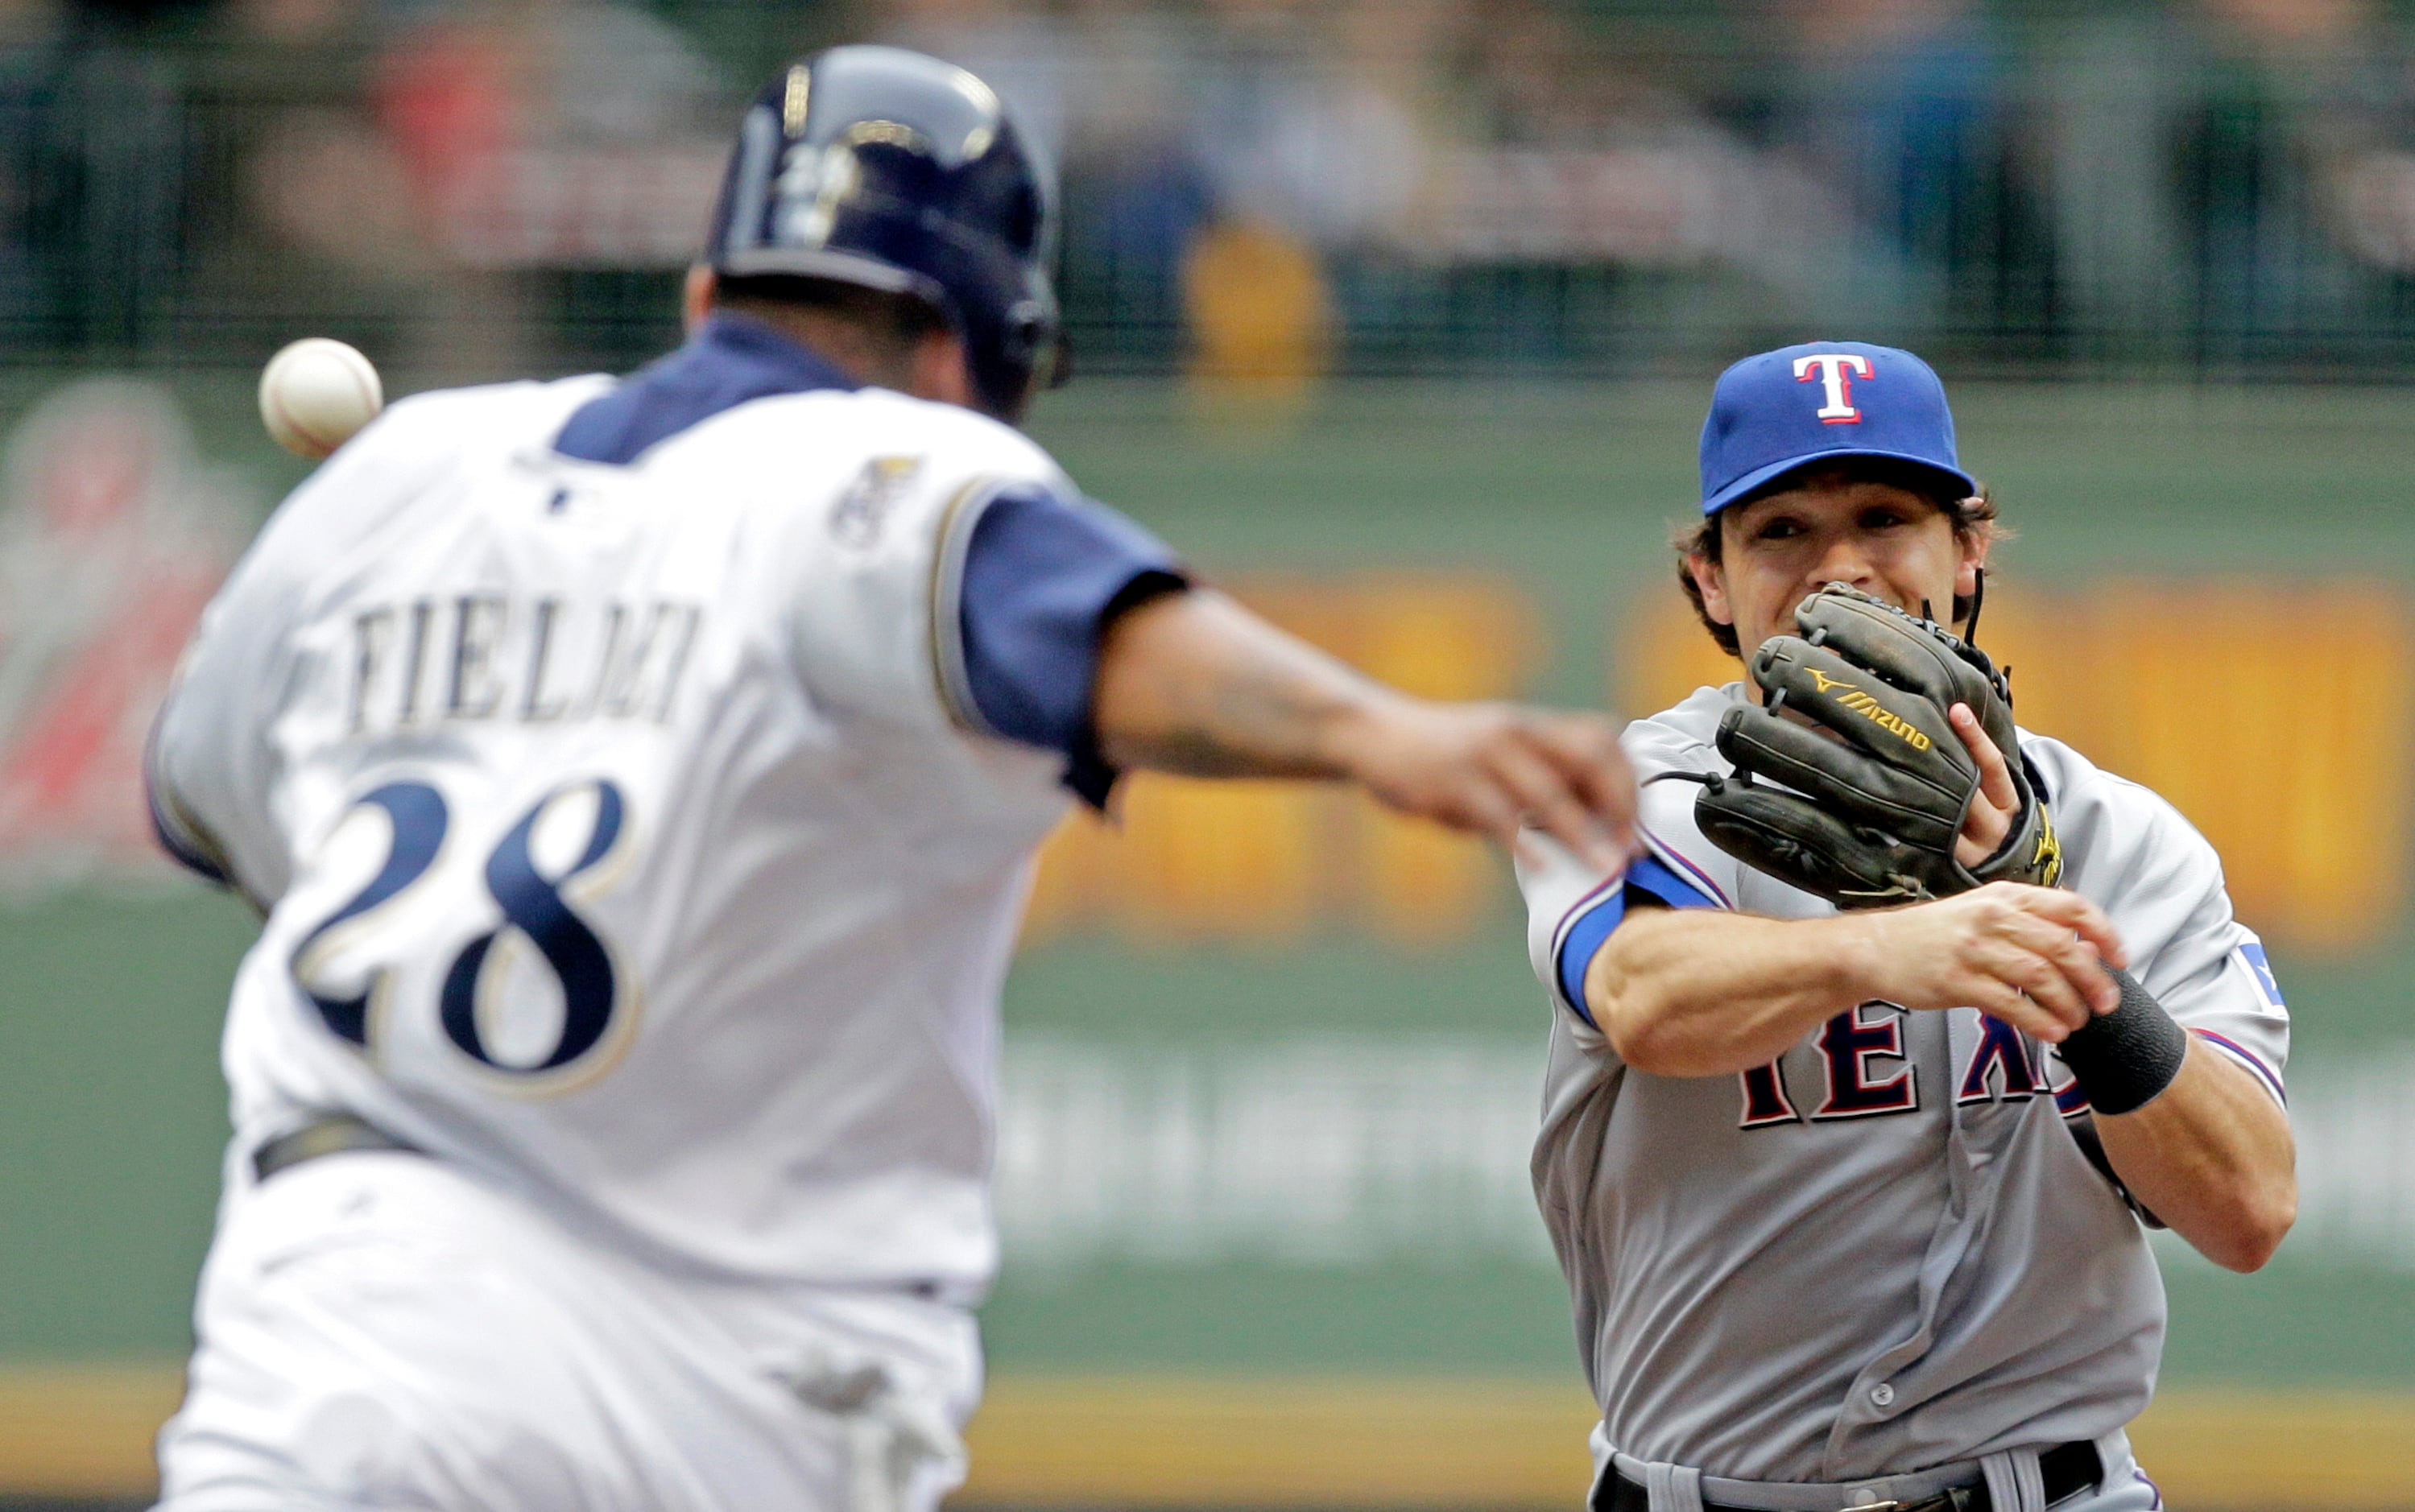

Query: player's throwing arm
(1097, 587), (1636, 871)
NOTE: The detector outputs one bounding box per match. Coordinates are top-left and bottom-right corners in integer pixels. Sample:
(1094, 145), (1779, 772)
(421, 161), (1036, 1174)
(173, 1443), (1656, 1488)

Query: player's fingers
(1530, 715), (1638, 834)
(1434, 768), (1524, 850)
(1490, 735), (1623, 873)
(1983, 936), (2092, 1032)
(2005, 885), (2129, 973)
(1961, 974), (2073, 1043)
(1950, 703), (2020, 812)
(1949, 705), (2015, 870)
(1968, 925), (2086, 1024)
(2036, 935), (2119, 1018)
(1524, 717), (1638, 865)
(1981, 891), (2120, 1009)
(1990, 908), (2125, 1014)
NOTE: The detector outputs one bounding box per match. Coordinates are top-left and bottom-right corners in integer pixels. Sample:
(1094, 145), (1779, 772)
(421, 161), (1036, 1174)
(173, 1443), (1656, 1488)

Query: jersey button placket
(1868, 1382), (1896, 1409)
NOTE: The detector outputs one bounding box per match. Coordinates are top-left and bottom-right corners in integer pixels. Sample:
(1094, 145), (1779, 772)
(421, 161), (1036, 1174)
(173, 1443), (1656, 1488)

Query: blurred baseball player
(1520, 342), (2294, 1512)
(145, 47), (1636, 1511)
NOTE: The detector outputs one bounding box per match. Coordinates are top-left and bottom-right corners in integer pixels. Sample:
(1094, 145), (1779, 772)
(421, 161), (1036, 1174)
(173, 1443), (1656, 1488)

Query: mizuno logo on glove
(1803, 671), (1933, 750)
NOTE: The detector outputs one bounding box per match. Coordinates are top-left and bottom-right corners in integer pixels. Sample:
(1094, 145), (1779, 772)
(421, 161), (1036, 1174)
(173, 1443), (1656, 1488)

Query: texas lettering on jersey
(1735, 1005), (2045, 1128)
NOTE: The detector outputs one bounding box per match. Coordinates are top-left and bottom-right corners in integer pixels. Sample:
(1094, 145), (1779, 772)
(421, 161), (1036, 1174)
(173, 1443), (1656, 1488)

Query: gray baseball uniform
(1519, 684), (2289, 1504)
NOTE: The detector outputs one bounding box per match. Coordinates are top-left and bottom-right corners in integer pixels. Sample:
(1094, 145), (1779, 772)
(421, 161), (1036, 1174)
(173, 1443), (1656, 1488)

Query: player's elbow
(1602, 1003), (1681, 1075)
(1598, 989), (1726, 1077)
(1590, 956), (1677, 1072)
(1590, 929), (1747, 1077)
(1587, 920), (1678, 1072)
(2198, 1176), (2297, 1274)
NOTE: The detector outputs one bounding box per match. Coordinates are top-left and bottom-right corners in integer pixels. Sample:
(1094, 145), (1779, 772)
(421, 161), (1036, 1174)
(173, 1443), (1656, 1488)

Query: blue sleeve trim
(2192, 1029), (2288, 1105)
(1554, 853), (1721, 1026)
(956, 485), (1186, 808)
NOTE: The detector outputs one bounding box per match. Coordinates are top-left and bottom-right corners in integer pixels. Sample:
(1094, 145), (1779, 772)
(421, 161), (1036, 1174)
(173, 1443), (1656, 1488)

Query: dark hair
(1672, 461), (2003, 656)
(713, 274), (949, 353)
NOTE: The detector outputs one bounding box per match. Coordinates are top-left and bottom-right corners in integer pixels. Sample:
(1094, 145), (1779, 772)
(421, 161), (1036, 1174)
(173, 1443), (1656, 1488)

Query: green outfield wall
(4, 374), (2413, 1398)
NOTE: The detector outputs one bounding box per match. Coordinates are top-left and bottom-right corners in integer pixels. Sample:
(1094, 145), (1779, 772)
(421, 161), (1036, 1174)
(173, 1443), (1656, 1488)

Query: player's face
(1689, 476), (1985, 693)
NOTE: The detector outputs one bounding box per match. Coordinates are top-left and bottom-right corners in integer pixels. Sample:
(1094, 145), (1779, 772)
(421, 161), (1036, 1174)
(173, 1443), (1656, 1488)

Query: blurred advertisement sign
(0, 382), (244, 887)
(1000, 1035), (1552, 1272)
(996, 1037), (2415, 1274)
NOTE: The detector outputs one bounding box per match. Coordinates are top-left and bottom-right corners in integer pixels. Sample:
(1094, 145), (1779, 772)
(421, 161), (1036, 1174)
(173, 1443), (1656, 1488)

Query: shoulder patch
(2236, 940), (2286, 1012)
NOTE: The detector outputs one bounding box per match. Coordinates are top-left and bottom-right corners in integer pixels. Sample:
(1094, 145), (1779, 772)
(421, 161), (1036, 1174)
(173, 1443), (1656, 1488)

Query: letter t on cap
(1794, 353), (1874, 423)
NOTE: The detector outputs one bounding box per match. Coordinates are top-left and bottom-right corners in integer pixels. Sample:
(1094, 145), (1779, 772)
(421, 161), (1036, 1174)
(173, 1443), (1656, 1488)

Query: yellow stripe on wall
(8, 1364), (2413, 1509)
(0, 1364), (184, 1498)
(963, 1377), (1598, 1507)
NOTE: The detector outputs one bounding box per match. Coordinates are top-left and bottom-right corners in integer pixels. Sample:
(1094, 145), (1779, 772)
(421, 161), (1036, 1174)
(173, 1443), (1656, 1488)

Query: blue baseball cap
(1698, 341), (1977, 517)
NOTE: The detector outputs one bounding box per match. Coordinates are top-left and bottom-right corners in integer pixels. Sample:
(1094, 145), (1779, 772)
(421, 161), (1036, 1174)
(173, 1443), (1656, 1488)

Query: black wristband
(2059, 966), (2190, 1116)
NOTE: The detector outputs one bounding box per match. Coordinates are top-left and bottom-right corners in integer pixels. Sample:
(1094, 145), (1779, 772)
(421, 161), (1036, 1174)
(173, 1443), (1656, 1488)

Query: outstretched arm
(1093, 588), (1636, 872)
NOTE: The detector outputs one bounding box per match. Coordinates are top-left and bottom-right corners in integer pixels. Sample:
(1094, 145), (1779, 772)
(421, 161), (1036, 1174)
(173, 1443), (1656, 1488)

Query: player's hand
(1092, 591), (1633, 869)
(1335, 698), (1636, 873)
(1852, 882), (2127, 1042)
(1948, 702), (2016, 868)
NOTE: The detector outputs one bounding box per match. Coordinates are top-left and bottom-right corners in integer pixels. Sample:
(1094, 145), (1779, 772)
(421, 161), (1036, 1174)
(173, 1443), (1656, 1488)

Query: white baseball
(259, 337), (384, 460)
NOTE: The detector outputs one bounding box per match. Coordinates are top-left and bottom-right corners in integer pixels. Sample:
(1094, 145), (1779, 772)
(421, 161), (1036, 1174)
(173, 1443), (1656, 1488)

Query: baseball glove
(1692, 583), (2061, 908)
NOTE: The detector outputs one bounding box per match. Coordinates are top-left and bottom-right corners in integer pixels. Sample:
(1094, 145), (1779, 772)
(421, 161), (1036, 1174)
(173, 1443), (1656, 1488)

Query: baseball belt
(251, 1113), (420, 1182)
(1597, 1441), (2101, 1512)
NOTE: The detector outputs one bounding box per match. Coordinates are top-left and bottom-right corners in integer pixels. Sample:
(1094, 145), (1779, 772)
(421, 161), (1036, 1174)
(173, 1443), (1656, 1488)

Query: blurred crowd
(10, 0), (2415, 377)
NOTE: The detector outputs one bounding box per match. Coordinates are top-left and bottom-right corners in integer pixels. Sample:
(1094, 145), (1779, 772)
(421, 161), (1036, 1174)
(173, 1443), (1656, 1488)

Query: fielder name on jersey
(150, 322), (1161, 1332)
(1517, 684), (2290, 1483)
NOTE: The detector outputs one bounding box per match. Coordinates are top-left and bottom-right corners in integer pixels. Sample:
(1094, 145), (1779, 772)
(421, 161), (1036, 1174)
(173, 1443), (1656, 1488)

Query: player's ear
(682, 266), (717, 334)
(910, 331), (979, 413)
(1686, 549), (1735, 627)
(1951, 513), (1990, 601)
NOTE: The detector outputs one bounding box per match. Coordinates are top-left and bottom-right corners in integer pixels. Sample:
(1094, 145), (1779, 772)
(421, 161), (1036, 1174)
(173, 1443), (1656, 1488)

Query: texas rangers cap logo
(1793, 353), (1872, 424)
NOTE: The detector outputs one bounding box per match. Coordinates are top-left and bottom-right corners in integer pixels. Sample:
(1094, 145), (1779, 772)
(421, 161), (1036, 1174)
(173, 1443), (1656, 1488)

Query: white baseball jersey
(1518, 683), (2290, 1485)
(150, 315), (1175, 1322)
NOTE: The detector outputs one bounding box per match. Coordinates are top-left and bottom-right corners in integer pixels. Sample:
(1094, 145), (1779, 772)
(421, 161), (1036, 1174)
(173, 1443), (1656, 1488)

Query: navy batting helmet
(704, 45), (1059, 421)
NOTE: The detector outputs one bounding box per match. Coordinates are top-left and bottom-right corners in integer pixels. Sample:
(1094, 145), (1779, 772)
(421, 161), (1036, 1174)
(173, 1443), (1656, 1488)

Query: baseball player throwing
(144, 47), (1636, 1511)
(1521, 342), (2294, 1512)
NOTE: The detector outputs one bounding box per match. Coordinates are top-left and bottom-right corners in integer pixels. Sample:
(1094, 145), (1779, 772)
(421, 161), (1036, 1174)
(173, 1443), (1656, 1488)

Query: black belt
(1597, 1441), (2100, 1512)
(252, 1113), (420, 1182)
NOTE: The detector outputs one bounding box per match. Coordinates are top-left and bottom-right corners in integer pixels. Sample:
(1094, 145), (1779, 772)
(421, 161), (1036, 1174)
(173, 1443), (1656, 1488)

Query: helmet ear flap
(962, 280), (1060, 421)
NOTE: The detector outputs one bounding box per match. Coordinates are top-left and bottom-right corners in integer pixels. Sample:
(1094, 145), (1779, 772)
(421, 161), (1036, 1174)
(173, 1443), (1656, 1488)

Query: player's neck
(717, 303), (920, 393)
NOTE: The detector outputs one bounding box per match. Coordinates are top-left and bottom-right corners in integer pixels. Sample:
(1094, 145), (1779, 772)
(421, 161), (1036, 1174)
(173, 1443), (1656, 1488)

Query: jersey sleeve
(941, 485), (1186, 806)
(2043, 747), (2290, 1109)
(782, 418), (1185, 805)
(1519, 736), (1738, 1032)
